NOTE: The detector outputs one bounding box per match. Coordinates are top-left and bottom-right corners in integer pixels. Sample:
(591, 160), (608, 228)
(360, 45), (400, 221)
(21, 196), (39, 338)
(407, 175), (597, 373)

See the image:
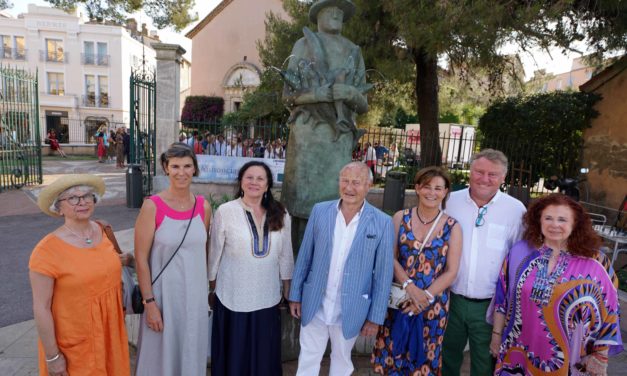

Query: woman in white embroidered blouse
(208, 160), (294, 376)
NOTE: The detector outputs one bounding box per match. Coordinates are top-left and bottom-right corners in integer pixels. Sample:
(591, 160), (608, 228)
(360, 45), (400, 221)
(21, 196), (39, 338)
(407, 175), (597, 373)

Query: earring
(263, 192), (267, 200)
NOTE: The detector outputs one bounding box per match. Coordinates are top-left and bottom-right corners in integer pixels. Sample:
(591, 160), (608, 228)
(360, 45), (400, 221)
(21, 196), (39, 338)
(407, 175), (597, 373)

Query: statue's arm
(332, 51), (368, 114)
(282, 40), (333, 107)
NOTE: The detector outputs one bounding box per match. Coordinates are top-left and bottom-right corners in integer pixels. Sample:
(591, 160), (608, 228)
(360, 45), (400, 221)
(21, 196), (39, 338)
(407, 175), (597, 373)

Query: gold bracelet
(492, 330), (502, 336)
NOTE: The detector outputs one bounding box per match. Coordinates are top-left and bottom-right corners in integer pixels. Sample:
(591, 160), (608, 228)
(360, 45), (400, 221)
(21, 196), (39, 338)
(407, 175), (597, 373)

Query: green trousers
(442, 292), (495, 376)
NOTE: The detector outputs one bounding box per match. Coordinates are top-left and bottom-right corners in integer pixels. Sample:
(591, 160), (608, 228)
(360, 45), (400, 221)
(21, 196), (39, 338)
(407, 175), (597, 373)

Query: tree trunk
(414, 48), (442, 166)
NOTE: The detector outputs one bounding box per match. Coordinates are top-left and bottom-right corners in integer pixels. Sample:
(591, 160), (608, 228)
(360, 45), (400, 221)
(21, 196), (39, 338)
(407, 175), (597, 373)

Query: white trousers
(296, 316), (359, 376)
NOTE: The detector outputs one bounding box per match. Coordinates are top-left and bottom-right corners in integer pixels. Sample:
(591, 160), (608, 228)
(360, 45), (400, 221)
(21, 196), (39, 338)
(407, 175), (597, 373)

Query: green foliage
(181, 96), (224, 124)
(478, 91), (601, 182)
(44, 0), (197, 30)
(207, 194), (233, 211)
(0, 0), (12, 10)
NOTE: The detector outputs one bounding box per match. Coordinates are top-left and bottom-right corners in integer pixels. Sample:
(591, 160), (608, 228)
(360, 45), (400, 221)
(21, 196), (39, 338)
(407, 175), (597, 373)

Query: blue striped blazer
(289, 200), (395, 339)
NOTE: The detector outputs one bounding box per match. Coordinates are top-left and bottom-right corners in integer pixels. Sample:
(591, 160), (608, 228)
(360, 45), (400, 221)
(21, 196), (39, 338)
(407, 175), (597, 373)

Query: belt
(452, 292), (491, 303)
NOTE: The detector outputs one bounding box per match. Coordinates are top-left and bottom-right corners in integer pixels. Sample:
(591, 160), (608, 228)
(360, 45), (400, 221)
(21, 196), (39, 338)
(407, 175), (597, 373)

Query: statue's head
(309, 0), (355, 30)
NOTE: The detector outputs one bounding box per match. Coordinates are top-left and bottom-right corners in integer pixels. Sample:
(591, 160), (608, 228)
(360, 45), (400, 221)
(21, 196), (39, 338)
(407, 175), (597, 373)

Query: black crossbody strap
(151, 195), (197, 285)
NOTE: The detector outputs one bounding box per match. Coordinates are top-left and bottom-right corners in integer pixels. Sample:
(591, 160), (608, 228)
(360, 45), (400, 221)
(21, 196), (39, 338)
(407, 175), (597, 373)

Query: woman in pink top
(134, 142), (212, 376)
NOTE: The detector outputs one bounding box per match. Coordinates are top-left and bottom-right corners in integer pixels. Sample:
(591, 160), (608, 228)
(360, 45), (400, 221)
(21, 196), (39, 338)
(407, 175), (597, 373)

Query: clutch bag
(388, 282), (408, 309)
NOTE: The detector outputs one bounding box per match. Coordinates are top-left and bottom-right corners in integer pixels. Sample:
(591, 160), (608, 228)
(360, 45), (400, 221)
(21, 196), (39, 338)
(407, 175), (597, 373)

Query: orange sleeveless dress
(29, 232), (130, 375)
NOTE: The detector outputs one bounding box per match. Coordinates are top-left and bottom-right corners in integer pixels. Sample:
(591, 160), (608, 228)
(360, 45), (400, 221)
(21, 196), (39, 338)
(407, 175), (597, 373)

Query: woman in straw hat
(134, 142), (211, 376)
(29, 174), (130, 376)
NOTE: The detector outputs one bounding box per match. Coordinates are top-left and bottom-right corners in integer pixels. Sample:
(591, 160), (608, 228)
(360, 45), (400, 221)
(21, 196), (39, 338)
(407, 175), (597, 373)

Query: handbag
(133, 197), (197, 314)
(96, 220), (135, 314)
(388, 210), (444, 309)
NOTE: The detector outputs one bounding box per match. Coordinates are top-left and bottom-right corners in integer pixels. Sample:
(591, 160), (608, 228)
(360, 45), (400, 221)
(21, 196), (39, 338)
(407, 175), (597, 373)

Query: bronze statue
(281, 0), (371, 221)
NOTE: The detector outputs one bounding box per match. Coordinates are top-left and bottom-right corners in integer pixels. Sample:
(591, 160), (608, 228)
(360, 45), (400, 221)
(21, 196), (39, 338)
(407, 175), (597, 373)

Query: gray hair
(50, 185), (100, 214)
(470, 149), (508, 173)
(340, 161), (373, 183)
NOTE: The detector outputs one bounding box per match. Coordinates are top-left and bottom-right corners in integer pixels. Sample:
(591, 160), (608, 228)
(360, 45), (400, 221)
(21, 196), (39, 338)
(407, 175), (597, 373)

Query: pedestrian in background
(30, 174), (130, 375)
(115, 128), (125, 168)
(209, 161), (293, 375)
(96, 125), (107, 163)
(107, 130), (116, 163)
(122, 127), (131, 164)
(134, 143), (211, 376)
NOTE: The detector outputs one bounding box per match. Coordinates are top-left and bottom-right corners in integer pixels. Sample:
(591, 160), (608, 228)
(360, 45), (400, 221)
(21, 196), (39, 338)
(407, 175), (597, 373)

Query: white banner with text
(195, 155), (285, 185)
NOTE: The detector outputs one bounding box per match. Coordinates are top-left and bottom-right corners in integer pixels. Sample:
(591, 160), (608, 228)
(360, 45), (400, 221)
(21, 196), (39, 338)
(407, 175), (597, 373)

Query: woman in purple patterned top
(490, 194), (622, 375)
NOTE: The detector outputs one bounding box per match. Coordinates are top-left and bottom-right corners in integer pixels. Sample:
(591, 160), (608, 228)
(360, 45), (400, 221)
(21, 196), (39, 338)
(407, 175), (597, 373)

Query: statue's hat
(309, 0), (356, 24)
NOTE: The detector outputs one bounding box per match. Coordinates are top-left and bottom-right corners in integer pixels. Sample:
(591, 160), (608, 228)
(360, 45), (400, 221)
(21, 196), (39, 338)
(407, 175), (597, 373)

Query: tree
(44, 0), (197, 31)
(382, 0), (627, 166)
(0, 1), (12, 10)
(478, 91), (601, 183)
(257, 0), (625, 166)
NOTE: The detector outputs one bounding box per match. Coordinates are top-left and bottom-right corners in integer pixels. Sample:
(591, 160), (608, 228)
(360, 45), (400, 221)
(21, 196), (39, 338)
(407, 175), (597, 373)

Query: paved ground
(1, 157), (626, 375)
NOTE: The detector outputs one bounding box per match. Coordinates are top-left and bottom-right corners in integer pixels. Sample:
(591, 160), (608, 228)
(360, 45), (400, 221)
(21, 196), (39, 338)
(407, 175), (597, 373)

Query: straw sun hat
(37, 174), (105, 217)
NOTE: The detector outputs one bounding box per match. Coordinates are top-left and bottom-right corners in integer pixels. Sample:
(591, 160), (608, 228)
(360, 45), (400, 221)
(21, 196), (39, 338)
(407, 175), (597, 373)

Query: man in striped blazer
(289, 161), (394, 375)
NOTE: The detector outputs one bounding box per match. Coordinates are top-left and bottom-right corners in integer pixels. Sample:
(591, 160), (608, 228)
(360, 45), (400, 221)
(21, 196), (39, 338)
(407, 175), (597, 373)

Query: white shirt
(363, 146), (376, 163)
(317, 200), (365, 325)
(445, 189), (526, 299)
(226, 144), (243, 157)
(208, 199), (294, 312)
(214, 141), (227, 156)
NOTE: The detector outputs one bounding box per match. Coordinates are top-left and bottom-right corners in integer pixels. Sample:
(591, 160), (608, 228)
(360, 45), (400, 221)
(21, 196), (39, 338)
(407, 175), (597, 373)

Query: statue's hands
(332, 83), (358, 102)
(314, 84), (333, 103)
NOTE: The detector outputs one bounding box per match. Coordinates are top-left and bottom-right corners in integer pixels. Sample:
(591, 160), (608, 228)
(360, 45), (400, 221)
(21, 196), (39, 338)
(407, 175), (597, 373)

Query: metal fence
(176, 121), (582, 202)
(0, 66), (42, 191)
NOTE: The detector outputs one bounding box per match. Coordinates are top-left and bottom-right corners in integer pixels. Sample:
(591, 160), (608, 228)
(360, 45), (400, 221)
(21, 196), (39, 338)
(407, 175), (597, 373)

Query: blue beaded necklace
(530, 245), (569, 307)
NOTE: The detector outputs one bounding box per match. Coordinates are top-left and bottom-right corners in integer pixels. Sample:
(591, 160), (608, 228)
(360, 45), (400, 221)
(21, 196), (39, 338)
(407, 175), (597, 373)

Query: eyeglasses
(475, 206), (488, 227)
(58, 194), (96, 206)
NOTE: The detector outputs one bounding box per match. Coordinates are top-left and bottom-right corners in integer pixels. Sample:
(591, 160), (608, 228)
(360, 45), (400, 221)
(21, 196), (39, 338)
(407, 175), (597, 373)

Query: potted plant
(449, 169), (469, 191)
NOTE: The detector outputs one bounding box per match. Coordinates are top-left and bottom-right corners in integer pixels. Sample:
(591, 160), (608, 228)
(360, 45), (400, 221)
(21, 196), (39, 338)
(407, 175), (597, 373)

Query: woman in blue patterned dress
(372, 166), (462, 375)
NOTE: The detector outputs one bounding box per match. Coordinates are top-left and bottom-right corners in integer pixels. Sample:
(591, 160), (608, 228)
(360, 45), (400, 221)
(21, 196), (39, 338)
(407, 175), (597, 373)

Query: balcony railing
(0, 48), (27, 61)
(82, 94), (110, 108)
(39, 50), (68, 63)
(81, 53), (109, 66)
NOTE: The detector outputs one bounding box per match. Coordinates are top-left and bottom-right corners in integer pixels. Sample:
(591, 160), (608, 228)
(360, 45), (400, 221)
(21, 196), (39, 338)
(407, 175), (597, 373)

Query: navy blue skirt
(211, 296), (282, 376)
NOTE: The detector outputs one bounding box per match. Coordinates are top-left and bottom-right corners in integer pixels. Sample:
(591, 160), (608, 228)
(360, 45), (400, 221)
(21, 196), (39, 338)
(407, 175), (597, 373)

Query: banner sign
(195, 155), (285, 185)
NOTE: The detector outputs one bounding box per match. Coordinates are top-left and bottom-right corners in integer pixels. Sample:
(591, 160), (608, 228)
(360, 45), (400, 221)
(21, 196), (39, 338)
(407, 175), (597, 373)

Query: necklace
(416, 207), (440, 225)
(529, 245), (569, 306)
(64, 222), (94, 245)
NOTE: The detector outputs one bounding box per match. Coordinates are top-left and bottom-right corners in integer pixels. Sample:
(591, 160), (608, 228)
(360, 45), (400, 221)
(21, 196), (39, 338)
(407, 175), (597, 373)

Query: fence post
(152, 43), (185, 188)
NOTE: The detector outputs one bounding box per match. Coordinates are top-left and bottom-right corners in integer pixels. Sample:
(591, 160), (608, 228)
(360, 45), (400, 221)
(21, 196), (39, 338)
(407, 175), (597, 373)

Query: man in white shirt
(289, 162), (394, 376)
(213, 134), (227, 156)
(442, 149), (526, 375)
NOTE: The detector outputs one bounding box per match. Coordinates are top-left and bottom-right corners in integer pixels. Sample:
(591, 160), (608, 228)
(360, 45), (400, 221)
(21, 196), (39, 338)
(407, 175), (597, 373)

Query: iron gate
(130, 69), (156, 196)
(0, 66), (42, 192)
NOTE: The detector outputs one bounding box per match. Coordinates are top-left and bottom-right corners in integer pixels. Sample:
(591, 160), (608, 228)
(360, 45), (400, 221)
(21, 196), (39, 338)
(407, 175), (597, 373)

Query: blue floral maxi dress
(372, 208), (457, 375)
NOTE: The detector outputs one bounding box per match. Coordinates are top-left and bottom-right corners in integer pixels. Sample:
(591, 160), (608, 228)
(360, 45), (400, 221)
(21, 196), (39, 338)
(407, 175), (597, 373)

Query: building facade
(580, 56), (627, 215)
(185, 0), (287, 113)
(529, 56), (597, 93)
(0, 5), (157, 143)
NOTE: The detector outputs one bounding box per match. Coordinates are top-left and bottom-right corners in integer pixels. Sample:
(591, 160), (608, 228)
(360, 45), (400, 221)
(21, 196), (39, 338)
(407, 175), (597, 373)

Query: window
(556, 80), (562, 90)
(98, 76), (108, 106)
(1, 35), (10, 59)
(85, 75), (95, 105)
(14, 37), (25, 60)
(47, 72), (64, 95)
(84, 41), (94, 64)
(97, 42), (107, 65)
(46, 39), (64, 62)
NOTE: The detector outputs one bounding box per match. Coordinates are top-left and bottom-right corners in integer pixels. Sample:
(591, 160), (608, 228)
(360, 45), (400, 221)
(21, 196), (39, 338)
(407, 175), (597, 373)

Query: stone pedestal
(153, 43), (185, 177)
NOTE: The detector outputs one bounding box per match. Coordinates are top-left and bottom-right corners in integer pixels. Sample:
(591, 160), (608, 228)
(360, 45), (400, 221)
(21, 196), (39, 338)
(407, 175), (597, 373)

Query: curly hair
(523, 193), (601, 258)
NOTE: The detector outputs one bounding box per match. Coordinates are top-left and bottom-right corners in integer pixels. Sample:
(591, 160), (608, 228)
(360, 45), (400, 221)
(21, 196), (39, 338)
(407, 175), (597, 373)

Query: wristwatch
(142, 297), (155, 305)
